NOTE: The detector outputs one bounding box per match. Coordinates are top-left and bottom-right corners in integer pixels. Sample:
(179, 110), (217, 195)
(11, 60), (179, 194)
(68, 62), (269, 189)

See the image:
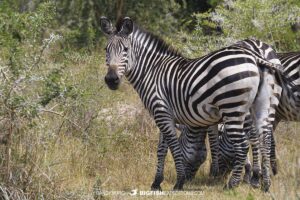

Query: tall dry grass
(0, 53), (299, 200)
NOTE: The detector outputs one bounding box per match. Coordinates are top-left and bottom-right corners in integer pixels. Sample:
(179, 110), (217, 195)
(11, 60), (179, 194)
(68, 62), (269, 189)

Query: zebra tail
(256, 57), (283, 73)
(258, 59), (300, 103)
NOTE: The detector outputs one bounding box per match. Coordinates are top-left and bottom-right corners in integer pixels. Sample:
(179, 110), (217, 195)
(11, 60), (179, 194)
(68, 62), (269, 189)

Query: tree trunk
(116, 0), (124, 20)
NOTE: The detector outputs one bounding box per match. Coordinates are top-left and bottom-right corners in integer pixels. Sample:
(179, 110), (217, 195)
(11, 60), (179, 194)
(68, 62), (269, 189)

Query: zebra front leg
(153, 114), (185, 190)
(208, 125), (219, 177)
(151, 132), (168, 191)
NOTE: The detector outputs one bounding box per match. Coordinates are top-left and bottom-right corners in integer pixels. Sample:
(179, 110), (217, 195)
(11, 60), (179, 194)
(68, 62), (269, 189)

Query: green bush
(173, 0), (300, 58)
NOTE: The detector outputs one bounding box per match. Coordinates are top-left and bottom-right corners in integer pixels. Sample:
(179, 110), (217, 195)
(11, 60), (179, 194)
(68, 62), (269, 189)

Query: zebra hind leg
(242, 114), (260, 186)
(223, 120), (249, 189)
(270, 119), (280, 176)
(270, 132), (277, 175)
(249, 125), (261, 188)
(251, 69), (279, 192)
(243, 157), (252, 184)
(260, 130), (272, 192)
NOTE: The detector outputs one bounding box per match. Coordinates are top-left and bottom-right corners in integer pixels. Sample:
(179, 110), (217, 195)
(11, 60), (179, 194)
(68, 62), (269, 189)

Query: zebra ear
(100, 16), (114, 35)
(119, 17), (133, 36)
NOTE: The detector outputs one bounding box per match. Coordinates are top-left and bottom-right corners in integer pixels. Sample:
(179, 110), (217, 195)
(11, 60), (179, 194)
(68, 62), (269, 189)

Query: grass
(0, 52), (299, 200)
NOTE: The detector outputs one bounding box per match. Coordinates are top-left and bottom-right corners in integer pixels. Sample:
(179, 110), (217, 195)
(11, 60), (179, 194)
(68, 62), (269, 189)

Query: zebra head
(100, 17), (133, 90)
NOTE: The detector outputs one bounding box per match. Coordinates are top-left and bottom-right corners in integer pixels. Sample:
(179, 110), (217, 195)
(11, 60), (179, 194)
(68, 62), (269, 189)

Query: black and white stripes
(100, 17), (287, 191)
(218, 51), (300, 185)
(177, 38), (285, 190)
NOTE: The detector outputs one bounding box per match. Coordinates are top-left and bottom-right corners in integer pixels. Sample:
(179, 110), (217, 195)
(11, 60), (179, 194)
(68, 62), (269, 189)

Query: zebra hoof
(173, 184), (183, 191)
(151, 184), (162, 191)
(173, 178), (185, 191)
(250, 176), (260, 188)
(271, 161), (278, 176)
(262, 182), (270, 192)
(224, 178), (239, 190)
(243, 173), (251, 184)
(185, 174), (193, 182)
(209, 165), (219, 177)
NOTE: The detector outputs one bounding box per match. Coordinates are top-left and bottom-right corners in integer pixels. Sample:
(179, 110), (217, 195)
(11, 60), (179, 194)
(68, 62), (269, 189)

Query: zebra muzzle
(104, 70), (120, 90)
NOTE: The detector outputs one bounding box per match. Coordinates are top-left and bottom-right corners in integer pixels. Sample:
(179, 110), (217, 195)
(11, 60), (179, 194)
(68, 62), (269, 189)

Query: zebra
(230, 39), (282, 187)
(100, 16), (283, 191)
(269, 52), (300, 172)
(172, 39), (286, 188)
(213, 52), (300, 188)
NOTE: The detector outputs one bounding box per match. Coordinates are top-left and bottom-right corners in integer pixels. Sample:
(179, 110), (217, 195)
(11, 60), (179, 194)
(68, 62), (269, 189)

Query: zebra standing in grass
(268, 52), (300, 172)
(166, 50), (300, 191)
(218, 51), (300, 185)
(100, 17), (282, 191)
(173, 38), (285, 188)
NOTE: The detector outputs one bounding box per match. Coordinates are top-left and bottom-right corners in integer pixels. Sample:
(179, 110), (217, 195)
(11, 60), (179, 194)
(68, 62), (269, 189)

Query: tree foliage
(190, 0), (300, 53)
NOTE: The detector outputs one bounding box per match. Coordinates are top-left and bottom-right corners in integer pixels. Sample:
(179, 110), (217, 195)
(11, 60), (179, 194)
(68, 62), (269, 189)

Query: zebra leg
(208, 125), (219, 177)
(270, 119), (279, 176)
(252, 115), (271, 192)
(218, 129), (235, 176)
(270, 132), (277, 175)
(260, 130), (272, 192)
(249, 126), (261, 188)
(223, 120), (249, 189)
(251, 70), (276, 192)
(151, 132), (168, 191)
(243, 156), (252, 184)
(242, 114), (260, 185)
(153, 114), (185, 190)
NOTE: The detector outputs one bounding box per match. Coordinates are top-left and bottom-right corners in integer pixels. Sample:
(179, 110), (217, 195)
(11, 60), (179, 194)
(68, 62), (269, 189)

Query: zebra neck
(126, 28), (184, 94)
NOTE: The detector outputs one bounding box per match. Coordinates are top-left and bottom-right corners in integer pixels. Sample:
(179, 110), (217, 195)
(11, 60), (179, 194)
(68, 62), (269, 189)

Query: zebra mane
(119, 21), (183, 57)
(135, 26), (182, 57)
(277, 52), (300, 59)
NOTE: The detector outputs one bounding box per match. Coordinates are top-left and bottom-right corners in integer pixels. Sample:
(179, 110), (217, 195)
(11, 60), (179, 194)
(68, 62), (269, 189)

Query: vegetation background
(0, 0), (299, 199)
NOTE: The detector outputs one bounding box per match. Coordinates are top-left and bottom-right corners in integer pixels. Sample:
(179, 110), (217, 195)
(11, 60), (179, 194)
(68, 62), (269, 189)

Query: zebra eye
(104, 47), (107, 51)
(124, 47), (128, 52)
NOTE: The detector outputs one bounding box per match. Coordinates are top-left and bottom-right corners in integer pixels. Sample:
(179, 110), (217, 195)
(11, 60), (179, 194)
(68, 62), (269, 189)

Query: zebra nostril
(114, 78), (120, 84)
(105, 75), (119, 83)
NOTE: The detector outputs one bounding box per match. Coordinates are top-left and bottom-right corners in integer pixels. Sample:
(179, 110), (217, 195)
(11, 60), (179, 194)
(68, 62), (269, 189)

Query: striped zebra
(218, 52), (300, 187)
(100, 17), (283, 191)
(269, 52), (300, 172)
(225, 39), (282, 188)
(174, 39), (285, 189)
